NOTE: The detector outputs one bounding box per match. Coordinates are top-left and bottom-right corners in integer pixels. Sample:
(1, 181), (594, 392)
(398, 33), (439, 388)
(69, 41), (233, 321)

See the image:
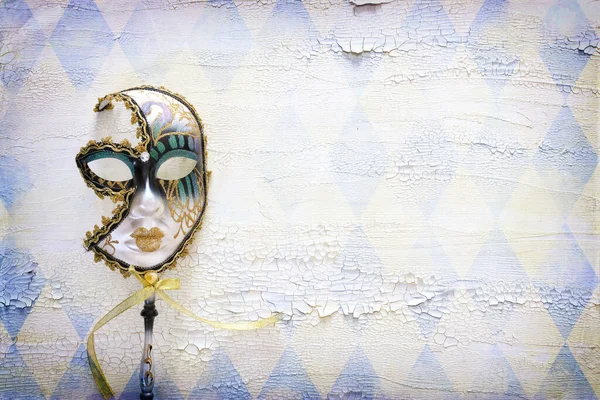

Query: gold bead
(145, 271), (159, 285)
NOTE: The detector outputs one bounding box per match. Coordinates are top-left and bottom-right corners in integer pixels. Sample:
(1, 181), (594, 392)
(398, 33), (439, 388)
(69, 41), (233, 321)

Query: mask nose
(130, 179), (165, 218)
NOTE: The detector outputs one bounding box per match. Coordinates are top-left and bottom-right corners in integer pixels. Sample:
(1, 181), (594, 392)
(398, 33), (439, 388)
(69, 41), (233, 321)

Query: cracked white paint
(1, 0), (599, 399)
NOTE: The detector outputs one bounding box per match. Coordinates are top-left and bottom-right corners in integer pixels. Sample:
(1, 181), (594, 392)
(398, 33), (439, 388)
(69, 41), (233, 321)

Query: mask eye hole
(156, 156), (197, 180)
(86, 153), (134, 182)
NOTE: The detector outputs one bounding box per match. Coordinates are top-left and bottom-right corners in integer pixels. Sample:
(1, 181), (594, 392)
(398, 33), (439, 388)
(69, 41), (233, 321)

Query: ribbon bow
(87, 268), (280, 399)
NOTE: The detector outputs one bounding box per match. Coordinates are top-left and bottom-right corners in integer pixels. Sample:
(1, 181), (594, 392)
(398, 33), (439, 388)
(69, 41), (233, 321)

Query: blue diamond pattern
(50, 344), (101, 400)
(0, 0), (45, 91)
(258, 348), (321, 400)
(495, 345), (527, 400)
(419, 182), (453, 222)
(535, 345), (597, 400)
(0, 155), (32, 212)
(463, 346), (526, 400)
(413, 227), (458, 282)
(262, 0), (317, 40)
(339, 227), (384, 303)
(398, 0), (460, 73)
(260, 97), (314, 219)
(539, 224), (598, 339)
(402, 0), (461, 49)
(328, 347), (380, 399)
(545, 224), (599, 287)
(404, 345), (458, 399)
(119, 2), (188, 82)
(469, 230), (528, 282)
(535, 106), (598, 205)
(0, 0), (599, 398)
(504, 365), (527, 399)
(332, 107), (386, 216)
(467, 0), (519, 91)
(155, 372), (185, 400)
(540, 284), (595, 340)
(62, 302), (98, 341)
(337, 53), (382, 98)
(539, 0), (597, 94)
(463, 118), (530, 217)
(0, 0), (32, 30)
(119, 369), (140, 400)
(50, 0), (114, 89)
(190, 349), (251, 400)
(187, 0), (251, 90)
(0, 344), (45, 399)
(400, 128), (459, 220)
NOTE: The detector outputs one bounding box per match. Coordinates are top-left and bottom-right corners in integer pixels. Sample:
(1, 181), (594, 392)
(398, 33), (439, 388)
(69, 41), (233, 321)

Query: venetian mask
(76, 86), (207, 274)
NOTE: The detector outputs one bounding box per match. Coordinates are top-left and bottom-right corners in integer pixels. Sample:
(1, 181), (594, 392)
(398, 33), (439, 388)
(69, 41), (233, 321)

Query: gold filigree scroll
(159, 168), (205, 239)
(84, 189), (134, 249)
(93, 92), (151, 154)
(101, 234), (119, 255)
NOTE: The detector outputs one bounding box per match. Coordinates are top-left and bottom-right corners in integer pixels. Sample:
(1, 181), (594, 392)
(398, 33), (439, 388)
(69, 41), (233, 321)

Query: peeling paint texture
(1, 0), (600, 399)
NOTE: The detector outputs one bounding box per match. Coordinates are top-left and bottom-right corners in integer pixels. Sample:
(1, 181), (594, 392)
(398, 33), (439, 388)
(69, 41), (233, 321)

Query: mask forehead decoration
(76, 86), (207, 275)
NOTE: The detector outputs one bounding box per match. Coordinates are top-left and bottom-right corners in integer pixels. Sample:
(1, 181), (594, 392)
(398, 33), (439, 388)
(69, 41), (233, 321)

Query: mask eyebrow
(155, 149), (198, 172)
(150, 133), (198, 161)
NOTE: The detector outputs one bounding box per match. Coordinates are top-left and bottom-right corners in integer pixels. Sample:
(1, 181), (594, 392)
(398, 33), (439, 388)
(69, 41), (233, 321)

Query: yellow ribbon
(87, 269), (280, 399)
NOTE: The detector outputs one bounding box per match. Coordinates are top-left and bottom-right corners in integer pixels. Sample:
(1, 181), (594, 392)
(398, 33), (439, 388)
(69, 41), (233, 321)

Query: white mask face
(76, 87), (207, 274)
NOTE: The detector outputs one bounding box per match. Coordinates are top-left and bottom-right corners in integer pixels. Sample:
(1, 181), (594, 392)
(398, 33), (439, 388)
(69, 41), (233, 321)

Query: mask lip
(79, 85), (208, 277)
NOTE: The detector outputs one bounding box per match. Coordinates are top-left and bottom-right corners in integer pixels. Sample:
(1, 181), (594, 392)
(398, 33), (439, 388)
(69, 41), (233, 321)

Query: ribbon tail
(87, 286), (156, 400)
(156, 290), (281, 331)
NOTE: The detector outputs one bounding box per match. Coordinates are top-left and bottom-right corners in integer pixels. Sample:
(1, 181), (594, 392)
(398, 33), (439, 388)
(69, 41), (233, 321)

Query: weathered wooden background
(0, 0), (599, 398)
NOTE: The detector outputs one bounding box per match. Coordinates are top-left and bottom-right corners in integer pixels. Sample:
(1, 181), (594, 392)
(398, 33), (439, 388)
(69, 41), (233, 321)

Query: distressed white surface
(0, 0), (599, 398)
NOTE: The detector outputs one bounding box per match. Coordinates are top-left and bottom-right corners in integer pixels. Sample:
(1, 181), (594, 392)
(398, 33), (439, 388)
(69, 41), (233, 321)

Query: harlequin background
(0, 0), (599, 398)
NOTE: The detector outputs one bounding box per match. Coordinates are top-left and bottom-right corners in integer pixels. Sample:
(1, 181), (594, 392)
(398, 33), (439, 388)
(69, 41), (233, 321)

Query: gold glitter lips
(130, 227), (165, 252)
